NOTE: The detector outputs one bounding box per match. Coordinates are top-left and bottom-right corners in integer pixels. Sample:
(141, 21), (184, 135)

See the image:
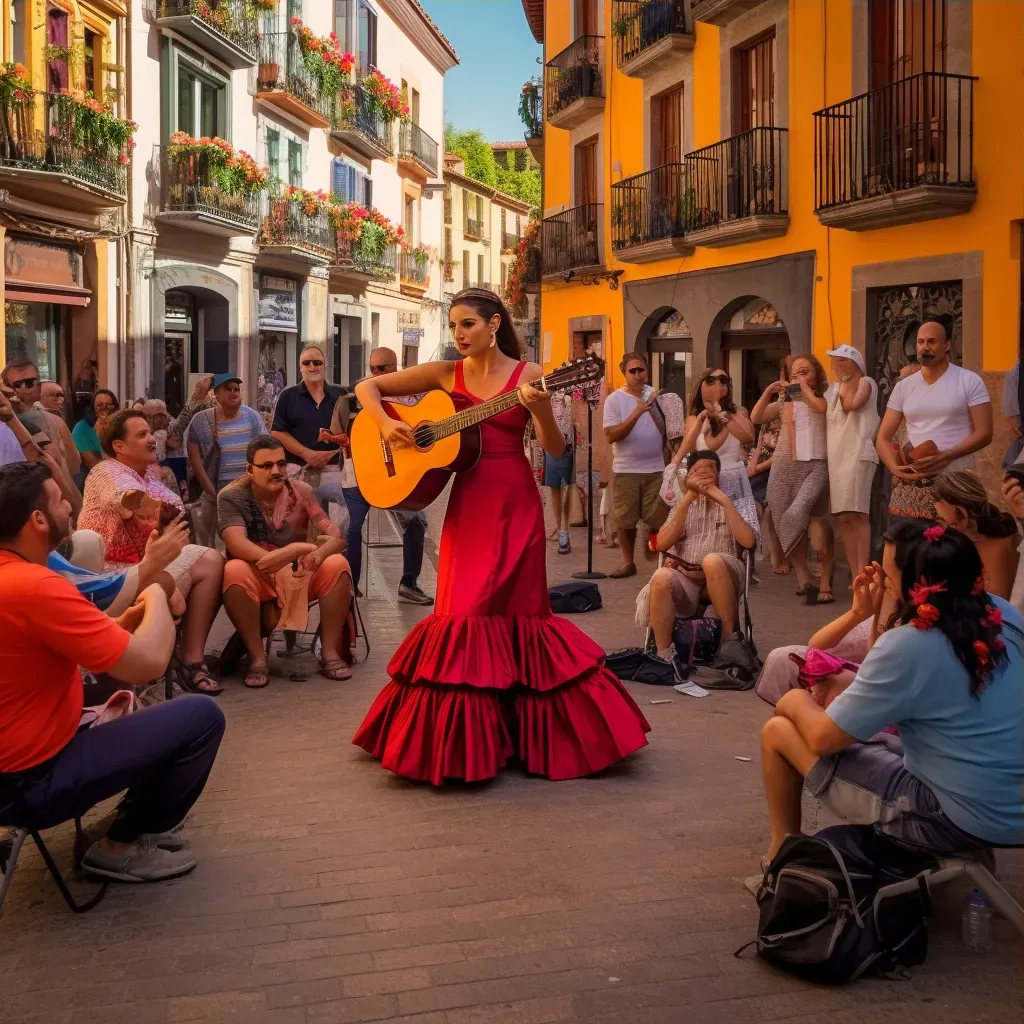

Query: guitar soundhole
(412, 422), (436, 452)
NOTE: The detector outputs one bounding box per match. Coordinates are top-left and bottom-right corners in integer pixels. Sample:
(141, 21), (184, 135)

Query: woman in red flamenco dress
(353, 289), (650, 784)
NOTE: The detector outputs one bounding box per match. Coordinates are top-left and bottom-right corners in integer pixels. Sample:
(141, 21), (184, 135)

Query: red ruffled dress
(353, 361), (650, 784)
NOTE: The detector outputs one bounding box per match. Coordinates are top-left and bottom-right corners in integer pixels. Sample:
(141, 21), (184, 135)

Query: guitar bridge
(380, 435), (396, 478)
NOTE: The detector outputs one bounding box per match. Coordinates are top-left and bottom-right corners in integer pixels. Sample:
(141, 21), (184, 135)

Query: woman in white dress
(824, 345), (880, 583)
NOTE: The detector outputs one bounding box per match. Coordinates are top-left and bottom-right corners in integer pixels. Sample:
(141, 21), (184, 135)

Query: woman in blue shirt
(71, 389), (118, 475)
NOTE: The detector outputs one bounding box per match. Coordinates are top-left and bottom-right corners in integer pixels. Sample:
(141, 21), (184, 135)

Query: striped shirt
(673, 493), (759, 568)
(187, 406), (265, 490)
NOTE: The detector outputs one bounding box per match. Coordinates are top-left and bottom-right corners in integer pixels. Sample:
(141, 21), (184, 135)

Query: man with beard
(0, 461), (226, 883)
(218, 435), (352, 689)
(78, 410), (225, 694)
(3, 357), (81, 480)
(876, 319), (993, 523)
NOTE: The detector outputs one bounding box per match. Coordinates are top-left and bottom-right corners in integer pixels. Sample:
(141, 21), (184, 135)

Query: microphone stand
(572, 378), (606, 581)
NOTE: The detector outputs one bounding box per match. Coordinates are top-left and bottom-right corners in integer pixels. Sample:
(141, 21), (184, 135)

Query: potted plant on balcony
(0, 62), (33, 160)
(518, 78), (542, 139)
(291, 18), (353, 97)
(361, 68), (409, 124)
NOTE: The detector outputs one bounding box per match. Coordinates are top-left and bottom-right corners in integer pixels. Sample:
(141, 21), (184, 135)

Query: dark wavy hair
(783, 353), (828, 398)
(619, 351), (648, 374)
(933, 470), (1019, 539)
(884, 521), (1009, 697)
(449, 288), (522, 360)
(689, 367), (737, 435)
(100, 409), (150, 457)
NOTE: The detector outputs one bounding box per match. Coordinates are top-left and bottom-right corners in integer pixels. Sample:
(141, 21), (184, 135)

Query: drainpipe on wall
(122, 1), (134, 401)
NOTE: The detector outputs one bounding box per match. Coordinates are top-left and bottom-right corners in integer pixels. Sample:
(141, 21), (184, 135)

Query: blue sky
(421, 0), (542, 142)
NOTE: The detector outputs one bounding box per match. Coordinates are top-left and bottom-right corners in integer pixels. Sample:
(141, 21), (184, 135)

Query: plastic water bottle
(961, 890), (993, 951)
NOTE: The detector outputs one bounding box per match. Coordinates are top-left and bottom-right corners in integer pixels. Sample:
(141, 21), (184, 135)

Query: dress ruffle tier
(352, 612), (650, 785)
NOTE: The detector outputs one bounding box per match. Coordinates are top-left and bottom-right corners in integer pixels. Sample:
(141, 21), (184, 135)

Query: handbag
(188, 408), (222, 502)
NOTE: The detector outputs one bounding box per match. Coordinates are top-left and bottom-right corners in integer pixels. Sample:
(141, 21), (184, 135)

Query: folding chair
(265, 588), (370, 665)
(0, 805), (109, 919)
(875, 851), (1024, 937)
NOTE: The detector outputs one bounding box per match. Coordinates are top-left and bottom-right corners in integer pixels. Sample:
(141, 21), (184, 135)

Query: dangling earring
(489, 331), (497, 348)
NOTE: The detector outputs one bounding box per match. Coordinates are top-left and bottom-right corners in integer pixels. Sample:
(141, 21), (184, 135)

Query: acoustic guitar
(350, 357), (604, 510)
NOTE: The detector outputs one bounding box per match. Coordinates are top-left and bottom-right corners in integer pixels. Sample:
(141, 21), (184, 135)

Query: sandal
(318, 658), (353, 681)
(816, 589), (835, 605)
(243, 666), (270, 689)
(772, 563), (792, 575)
(184, 662), (224, 695)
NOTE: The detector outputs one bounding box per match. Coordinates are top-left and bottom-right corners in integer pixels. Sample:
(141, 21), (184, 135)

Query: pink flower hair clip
(908, 579), (947, 605)
(922, 525), (946, 543)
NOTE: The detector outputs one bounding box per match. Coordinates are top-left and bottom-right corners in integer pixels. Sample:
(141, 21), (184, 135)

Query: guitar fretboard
(417, 364), (594, 444)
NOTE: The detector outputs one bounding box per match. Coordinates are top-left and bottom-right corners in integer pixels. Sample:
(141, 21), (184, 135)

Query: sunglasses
(703, 374), (731, 385)
(626, 367), (646, 375)
(11, 377), (39, 389)
(48, 391), (65, 399)
(369, 364), (396, 374)
(253, 459), (288, 470)
(301, 359), (324, 368)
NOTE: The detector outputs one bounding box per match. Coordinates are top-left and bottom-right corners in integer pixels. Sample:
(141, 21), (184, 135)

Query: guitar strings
(407, 360), (600, 448)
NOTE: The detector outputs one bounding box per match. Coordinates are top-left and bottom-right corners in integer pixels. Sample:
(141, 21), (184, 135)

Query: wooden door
(576, 0), (598, 38)
(652, 84), (683, 166)
(575, 137), (598, 207)
(733, 31), (774, 134)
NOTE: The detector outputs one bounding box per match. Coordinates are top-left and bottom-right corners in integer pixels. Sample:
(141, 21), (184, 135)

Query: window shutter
(361, 172), (373, 209)
(331, 158), (348, 199)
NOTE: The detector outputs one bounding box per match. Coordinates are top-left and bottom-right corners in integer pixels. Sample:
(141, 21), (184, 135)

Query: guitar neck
(431, 387), (524, 441)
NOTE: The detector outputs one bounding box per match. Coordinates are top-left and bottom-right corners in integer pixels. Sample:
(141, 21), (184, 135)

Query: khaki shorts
(656, 552), (746, 618)
(613, 472), (668, 531)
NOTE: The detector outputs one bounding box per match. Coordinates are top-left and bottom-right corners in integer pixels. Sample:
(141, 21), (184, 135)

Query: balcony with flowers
(330, 202), (402, 284)
(0, 68), (136, 211)
(399, 242), (434, 297)
(157, 132), (267, 235)
(154, 0), (265, 70)
(519, 77), (543, 164)
(253, 19), (347, 129)
(504, 220), (541, 318)
(331, 68), (403, 162)
(258, 185), (336, 265)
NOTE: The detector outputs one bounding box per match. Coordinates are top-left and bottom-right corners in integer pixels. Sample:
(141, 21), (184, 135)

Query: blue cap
(213, 373), (243, 389)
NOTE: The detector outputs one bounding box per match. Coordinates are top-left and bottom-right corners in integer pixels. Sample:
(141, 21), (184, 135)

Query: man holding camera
(876, 319), (992, 523)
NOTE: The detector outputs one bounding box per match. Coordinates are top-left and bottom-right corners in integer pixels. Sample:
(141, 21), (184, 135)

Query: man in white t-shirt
(876, 318), (992, 522)
(602, 352), (669, 578)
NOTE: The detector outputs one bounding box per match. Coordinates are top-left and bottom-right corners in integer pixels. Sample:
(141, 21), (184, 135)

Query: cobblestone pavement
(1, 509), (1020, 1024)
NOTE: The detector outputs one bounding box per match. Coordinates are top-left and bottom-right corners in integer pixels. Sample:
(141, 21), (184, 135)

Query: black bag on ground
(672, 617), (722, 670)
(740, 826), (935, 984)
(548, 581), (602, 613)
(604, 647), (675, 685)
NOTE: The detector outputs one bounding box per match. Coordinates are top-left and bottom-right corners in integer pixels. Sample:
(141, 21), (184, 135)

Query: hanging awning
(4, 284), (91, 307)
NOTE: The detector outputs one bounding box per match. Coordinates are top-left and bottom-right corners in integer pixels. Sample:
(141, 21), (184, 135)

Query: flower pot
(258, 62), (280, 89)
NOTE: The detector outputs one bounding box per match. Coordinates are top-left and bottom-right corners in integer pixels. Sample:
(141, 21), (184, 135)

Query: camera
(783, 382), (803, 401)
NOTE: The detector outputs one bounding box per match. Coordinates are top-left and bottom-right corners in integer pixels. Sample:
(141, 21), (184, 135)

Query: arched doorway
(639, 307), (692, 403)
(712, 296), (790, 412)
(150, 265), (239, 413)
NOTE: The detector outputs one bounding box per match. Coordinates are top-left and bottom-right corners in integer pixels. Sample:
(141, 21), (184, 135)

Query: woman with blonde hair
(933, 470), (1020, 600)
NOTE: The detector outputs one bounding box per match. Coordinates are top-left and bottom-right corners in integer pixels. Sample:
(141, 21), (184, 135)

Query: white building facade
(128, 0), (455, 416)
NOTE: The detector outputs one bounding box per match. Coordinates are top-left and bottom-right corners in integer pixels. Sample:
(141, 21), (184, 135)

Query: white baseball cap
(825, 344), (867, 375)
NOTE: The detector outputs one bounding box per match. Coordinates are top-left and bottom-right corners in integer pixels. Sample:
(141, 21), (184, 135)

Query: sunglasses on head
(253, 458), (288, 470)
(11, 377), (39, 389)
(627, 366), (646, 375)
(301, 359), (323, 368)
(703, 374), (730, 385)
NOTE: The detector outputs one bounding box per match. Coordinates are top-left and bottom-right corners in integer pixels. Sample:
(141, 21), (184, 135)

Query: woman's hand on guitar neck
(383, 419), (417, 449)
(519, 382), (552, 407)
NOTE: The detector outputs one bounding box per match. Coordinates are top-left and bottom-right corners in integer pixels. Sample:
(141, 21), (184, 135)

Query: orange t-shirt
(0, 551), (131, 773)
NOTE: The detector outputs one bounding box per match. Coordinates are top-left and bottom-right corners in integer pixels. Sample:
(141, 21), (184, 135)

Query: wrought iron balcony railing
(400, 250), (429, 287)
(398, 121), (438, 176)
(464, 216), (485, 240)
(542, 203), (602, 275)
(611, 163), (688, 251)
(814, 72), (975, 213)
(332, 82), (394, 157)
(0, 92), (128, 198)
(502, 230), (522, 251)
(254, 32), (334, 124)
(156, 0), (259, 66)
(685, 126), (788, 230)
(259, 196), (335, 257)
(159, 146), (259, 230)
(334, 235), (397, 279)
(545, 36), (604, 119)
(612, 0), (690, 67)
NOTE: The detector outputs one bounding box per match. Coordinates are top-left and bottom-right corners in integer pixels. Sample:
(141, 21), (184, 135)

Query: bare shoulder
(524, 361), (544, 381)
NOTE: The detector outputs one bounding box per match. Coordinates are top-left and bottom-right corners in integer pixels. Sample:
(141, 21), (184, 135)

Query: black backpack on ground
(604, 647), (676, 685)
(739, 826), (937, 984)
(548, 581), (602, 613)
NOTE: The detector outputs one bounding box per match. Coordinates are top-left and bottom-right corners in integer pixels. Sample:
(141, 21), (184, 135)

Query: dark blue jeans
(0, 695), (225, 843)
(342, 486), (426, 589)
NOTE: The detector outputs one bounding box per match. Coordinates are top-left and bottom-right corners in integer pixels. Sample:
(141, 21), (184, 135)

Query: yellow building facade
(523, 0), (1022, 482)
(0, 0), (128, 407)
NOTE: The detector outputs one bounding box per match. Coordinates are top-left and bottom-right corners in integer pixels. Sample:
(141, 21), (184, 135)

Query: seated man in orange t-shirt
(0, 462), (226, 884)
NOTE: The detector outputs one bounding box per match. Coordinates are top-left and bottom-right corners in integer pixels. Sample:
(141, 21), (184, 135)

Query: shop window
(5, 302), (62, 384)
